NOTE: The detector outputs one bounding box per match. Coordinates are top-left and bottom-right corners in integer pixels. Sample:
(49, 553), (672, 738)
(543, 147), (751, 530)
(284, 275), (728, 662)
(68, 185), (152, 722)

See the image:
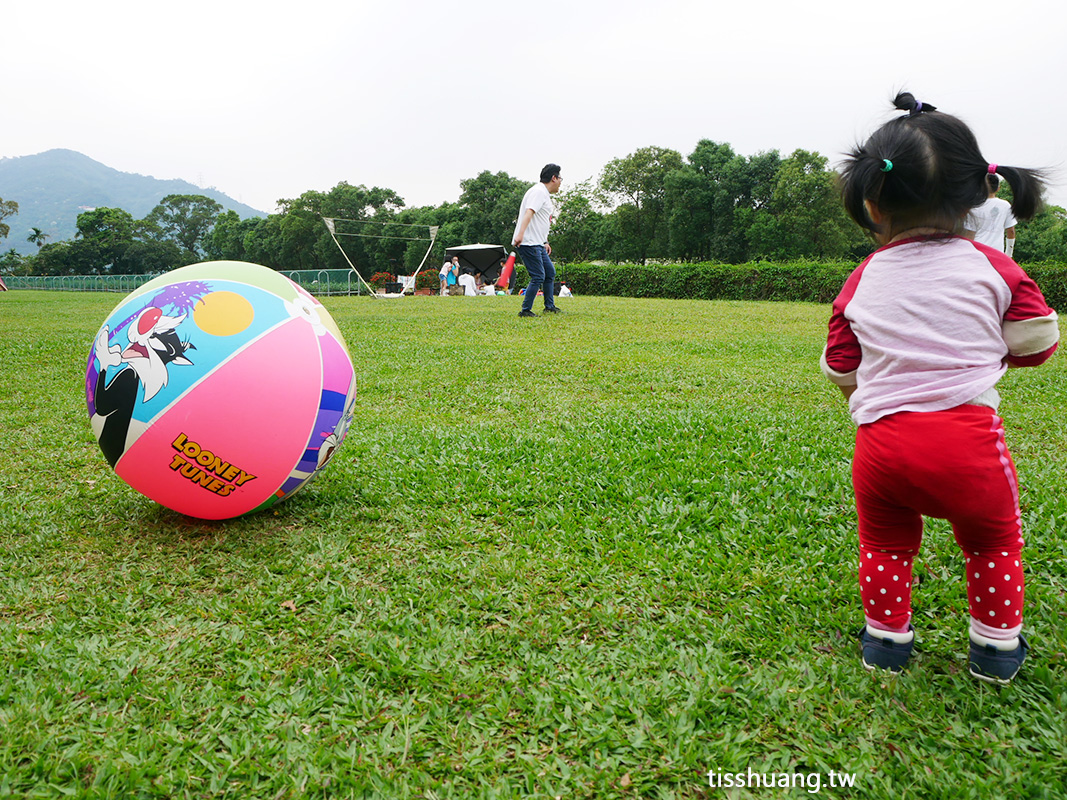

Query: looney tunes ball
(85, 261), (356, 520)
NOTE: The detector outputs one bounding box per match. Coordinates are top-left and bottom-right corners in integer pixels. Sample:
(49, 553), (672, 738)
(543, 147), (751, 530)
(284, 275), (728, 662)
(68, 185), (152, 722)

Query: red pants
(853, 405), (1025, 635)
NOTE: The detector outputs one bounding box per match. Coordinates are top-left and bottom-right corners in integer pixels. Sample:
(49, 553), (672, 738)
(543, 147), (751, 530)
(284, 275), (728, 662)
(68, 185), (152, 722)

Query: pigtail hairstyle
(995, 164), (1045, 220)
(840, 91), (1046, 238)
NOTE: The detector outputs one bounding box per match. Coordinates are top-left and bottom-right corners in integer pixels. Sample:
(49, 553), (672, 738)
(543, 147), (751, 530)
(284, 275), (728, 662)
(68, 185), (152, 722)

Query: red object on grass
(495, 252), (516, 289)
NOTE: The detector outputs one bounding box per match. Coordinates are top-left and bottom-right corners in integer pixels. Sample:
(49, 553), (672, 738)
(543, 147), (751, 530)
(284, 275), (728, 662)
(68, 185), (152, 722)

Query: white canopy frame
(323, 216), (439, 297)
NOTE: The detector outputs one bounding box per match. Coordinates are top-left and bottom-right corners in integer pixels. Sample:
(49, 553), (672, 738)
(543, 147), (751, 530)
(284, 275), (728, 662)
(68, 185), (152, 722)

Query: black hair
(985, 173), (1000, 194)
(840, 91), (1045, 238)
(540, 163), (561, 183)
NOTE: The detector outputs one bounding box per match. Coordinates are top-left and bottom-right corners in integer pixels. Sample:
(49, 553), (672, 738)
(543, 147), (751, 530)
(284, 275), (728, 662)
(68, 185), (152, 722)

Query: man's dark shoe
(518, 310), (538, 318)
(543, 307), (561, 314)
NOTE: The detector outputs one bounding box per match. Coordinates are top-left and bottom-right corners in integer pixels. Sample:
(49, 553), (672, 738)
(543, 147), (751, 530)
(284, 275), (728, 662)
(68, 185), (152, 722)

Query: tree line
(3, 140), (1066, 278)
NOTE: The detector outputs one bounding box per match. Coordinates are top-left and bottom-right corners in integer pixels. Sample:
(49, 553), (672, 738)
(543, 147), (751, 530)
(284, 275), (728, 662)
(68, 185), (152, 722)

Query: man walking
(513, 164), (562, 317)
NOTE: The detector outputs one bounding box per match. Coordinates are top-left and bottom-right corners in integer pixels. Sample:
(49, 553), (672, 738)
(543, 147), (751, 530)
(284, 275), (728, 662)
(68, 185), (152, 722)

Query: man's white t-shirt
(966, 198), (1017, 251)
(512, 182), (554, 246)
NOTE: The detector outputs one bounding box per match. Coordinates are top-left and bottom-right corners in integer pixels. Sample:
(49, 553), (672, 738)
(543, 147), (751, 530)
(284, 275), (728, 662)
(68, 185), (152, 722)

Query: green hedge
(1023, 262), (1067, 311)
(556, 260), (1067, 306)
(557, 261), (853, 303)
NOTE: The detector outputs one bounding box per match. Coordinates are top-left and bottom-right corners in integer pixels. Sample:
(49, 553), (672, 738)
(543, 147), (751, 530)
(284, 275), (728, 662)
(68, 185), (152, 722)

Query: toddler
(822, 92), (1059, 683)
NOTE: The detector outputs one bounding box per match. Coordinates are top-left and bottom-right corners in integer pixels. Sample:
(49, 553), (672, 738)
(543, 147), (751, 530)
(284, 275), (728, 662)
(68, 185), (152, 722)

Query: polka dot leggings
(852, 406), (1025, 638)
(860, 546), (1023, 634)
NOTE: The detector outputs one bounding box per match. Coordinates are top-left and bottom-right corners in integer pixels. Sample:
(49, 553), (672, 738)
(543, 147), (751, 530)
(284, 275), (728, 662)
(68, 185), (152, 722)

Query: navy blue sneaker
(970, 634), (1028, 685)
(860, 625), (915, 674)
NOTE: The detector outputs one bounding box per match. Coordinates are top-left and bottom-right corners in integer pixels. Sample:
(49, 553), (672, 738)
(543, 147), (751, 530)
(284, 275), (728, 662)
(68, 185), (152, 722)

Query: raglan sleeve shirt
(999, 259), (1060, 366)
(822, 237), (1059, 425)
(821, 260), (868, 388)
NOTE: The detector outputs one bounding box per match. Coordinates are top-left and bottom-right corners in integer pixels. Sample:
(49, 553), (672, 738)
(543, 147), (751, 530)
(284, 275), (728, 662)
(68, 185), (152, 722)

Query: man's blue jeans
(517, 244), (556, 312)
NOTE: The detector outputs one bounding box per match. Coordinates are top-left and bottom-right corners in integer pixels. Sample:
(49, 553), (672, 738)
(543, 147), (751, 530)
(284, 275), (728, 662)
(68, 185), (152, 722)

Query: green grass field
(1, 290), (1065, 799)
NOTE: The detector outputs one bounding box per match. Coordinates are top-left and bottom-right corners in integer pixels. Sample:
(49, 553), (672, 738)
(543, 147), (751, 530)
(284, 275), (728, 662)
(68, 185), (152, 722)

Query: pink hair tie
(988, 163), (998, 174)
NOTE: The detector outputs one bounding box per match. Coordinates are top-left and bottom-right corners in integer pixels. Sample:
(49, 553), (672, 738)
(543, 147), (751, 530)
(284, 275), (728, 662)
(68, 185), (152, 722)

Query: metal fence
(3, 269), (368, 296)
(280, 269), (367, 296)
(3, 274), (156, 293)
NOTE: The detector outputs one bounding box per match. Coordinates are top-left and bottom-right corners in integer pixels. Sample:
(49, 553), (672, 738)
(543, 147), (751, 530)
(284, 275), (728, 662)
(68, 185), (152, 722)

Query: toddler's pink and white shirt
(822, 235), (1058, 424)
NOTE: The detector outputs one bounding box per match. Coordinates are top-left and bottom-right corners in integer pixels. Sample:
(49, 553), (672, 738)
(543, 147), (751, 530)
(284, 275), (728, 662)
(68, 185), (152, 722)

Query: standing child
(439, 258), (450, 296)
(822, 92), (1059, 683)
(439, 256), (460, 296)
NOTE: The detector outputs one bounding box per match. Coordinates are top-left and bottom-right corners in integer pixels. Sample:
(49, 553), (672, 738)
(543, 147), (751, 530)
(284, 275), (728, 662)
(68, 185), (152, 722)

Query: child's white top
(822, 235), (1058, 425)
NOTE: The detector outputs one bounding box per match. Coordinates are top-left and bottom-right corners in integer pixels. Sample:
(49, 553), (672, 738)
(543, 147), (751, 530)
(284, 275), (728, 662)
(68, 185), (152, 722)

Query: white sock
(970, 627), (1020, 651)
(866, 624), (914, 644)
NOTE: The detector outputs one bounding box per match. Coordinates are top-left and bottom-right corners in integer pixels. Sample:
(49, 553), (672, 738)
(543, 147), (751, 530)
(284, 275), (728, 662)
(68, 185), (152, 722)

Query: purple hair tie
(915, 102), (923, 112)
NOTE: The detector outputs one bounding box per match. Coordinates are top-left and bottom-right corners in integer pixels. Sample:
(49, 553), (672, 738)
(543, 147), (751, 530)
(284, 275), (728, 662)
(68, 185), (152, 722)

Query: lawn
(1, 290), (1065, 799)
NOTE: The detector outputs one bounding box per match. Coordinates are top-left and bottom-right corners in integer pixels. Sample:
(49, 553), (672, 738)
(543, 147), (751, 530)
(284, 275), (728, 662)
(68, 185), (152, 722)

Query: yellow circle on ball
(193, 291), (255, 336)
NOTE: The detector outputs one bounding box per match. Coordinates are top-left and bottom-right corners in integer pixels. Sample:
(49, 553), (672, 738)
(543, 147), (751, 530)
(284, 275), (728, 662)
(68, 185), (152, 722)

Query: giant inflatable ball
(85, 261), (356, 520)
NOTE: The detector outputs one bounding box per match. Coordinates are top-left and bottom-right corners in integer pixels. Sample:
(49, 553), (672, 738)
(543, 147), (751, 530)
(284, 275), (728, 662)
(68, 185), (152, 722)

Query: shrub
(556, 260), (1067, 305)
(415, 268), (439, 291)
(558, 261), (852, 303)
(1023, 262), (1067, 311)
(369, 271), (394, 290)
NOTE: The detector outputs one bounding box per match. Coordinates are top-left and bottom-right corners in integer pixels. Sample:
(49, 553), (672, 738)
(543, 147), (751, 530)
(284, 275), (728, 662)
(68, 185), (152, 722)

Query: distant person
(440, 256), (460, 295)
(502, 259), (517, 294)
(457, 271), (479, 296)
(824, 92), (1057, 685)
(965, 173), (1017, 255)
(513, 163), (562, 317)
(495, 259), (510, 293)
(439, 257), (454, 296)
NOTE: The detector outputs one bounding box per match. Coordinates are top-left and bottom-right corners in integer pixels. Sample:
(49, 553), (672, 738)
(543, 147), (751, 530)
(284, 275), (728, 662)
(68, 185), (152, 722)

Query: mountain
(0, 149), (266, 255)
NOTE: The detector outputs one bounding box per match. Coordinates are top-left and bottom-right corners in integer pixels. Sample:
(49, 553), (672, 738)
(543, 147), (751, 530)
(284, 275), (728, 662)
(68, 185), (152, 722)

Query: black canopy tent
(444, 243), (509, 283)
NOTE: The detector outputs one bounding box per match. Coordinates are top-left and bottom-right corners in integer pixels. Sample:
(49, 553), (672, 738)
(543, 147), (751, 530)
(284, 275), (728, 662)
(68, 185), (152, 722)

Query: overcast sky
(5, 0), (1066, 214)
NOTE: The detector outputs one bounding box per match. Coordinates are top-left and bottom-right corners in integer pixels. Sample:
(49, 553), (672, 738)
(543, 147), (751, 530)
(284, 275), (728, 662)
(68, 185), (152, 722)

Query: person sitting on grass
(822, 91), (1059, 684)
(457, 271), (481, 297)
